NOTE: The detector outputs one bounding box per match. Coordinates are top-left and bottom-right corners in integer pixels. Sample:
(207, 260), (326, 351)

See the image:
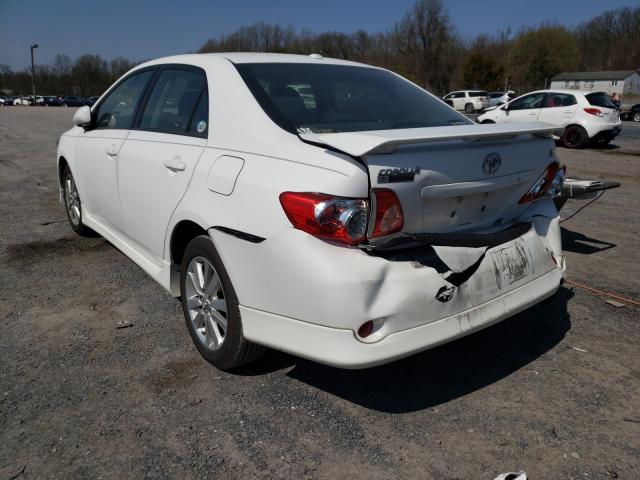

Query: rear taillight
(584, 107), (603, 117)
(279, 192), (369, 245)
(370, 189), (404, 238)
(280, 189), (404, 245)
(518, 163), (566, 204)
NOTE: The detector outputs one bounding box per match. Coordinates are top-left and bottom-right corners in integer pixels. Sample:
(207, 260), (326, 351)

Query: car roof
(138, 52), (372, 70)
(524, 89), (597, 96)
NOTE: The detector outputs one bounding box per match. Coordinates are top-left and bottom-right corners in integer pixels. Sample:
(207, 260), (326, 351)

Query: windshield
(235, 63), (471, 134)
(586, 92), (617, 109)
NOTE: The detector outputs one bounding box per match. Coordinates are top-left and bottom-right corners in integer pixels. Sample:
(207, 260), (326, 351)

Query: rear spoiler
(299, 122), (562, 157)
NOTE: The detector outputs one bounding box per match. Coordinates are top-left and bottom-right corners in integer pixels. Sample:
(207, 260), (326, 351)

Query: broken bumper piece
(209, 205), (564, 369)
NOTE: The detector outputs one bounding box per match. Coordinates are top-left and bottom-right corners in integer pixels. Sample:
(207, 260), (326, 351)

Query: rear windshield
(468, 91), (488, 97)
(586, 92), (616, 109)
(235, 63), (471, 134)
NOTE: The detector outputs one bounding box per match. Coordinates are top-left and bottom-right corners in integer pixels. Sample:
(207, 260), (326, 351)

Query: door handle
(164, 158), (186, 172)
(106, 144), (118, 157)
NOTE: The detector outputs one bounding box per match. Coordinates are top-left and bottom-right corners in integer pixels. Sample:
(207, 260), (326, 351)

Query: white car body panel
(56, 53), (566, 368)
(117, 130), (206, 259)
(76, 128), (128, 227)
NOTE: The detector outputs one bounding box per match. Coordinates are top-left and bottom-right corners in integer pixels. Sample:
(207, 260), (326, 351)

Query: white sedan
(477, 89), (621, 148)
(57, 53), (566, 369)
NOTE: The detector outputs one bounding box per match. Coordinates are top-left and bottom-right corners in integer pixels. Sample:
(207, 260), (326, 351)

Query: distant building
(550, 70), (640, 95)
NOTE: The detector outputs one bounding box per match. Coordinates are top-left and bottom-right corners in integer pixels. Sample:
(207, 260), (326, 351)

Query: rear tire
(62, 165), (96, 237)
(561, 126), (589, 149)
(464, 103), (474, 114)
(180, 235), (265, 370)
(634, 112), (640, 122)
(480, 119), (495, 124)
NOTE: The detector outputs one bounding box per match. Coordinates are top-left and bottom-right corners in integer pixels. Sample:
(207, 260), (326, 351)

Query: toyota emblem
(482, 152), (501, 175)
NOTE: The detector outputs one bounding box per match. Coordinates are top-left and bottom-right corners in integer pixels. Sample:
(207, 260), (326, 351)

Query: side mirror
(73, 105), (92, 127)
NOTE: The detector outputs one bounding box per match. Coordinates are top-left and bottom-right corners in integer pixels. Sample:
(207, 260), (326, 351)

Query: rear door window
(138, 68), (208, 137)
(543, 93), (576, 108)
(468, 91), (488, 97)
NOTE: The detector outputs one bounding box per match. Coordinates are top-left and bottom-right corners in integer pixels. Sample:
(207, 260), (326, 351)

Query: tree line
(1, 0), (638, 97)
(0, 54), (136, 97)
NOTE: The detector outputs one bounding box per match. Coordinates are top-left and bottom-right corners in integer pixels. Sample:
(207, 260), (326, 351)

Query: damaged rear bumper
(239, 267), (562, 368)
(209, 200), (564, 369)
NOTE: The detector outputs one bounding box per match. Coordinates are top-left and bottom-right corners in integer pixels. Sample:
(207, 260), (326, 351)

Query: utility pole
(30, 44), (39, 105)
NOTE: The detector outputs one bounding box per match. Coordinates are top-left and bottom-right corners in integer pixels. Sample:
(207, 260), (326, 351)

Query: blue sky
(0, 0), (636, 69)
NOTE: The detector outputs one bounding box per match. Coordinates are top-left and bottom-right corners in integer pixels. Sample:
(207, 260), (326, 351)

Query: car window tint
(95, 71), (153, 129)
(585, 92), (616, 109)
(138, 69), (206, 136)
(543, 93), (576, 108)
(509, 93), (544, 110)
(453, 92), (465, 98)
(468, 91), (488, 97)
(236, 63), (471, 133)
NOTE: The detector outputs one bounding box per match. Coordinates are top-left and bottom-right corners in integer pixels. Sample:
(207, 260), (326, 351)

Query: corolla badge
(482, 152), (501, 175)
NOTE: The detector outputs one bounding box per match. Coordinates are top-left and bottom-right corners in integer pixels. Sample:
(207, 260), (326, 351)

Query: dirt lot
(1, 107), (639, 480)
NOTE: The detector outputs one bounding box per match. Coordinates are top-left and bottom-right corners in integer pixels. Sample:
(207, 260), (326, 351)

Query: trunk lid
(301, 122), (560, 241)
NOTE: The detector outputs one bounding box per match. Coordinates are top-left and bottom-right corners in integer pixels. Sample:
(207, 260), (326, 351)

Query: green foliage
(462, 53), (505, 90)
(510, 25), (580, 89)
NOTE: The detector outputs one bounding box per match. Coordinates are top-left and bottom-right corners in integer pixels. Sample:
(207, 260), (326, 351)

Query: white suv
(57, 53), (566, 370)
(442, 90), (490, 113)
(477, 90), (622, 148)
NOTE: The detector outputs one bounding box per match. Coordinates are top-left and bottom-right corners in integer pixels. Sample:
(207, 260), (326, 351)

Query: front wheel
(480, 119), (495, 124)
(634, 112), (640, 122)
(180, 235), (264, 370)
(62, 166), (95, 236)
(561, 126), (589, 149)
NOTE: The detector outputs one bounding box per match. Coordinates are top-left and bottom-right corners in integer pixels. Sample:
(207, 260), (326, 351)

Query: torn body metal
(209, 198), (564, 368)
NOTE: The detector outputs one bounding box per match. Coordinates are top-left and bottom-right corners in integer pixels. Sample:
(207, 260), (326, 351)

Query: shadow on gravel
(1, 236), (108, 266)
(561, 227), (616, 254)
(239, 287), (573, 413)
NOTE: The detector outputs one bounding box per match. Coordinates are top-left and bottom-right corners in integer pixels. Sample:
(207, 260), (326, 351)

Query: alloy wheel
(64, 174), (81, 225)
(184, 256), (228, 352)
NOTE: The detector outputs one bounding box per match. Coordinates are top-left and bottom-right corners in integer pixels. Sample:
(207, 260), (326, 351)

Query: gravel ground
(1, 107), (639, 480)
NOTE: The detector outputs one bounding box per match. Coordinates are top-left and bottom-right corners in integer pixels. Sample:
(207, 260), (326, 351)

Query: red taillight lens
(371, 189), (404, 238)
(584, 107), (603, 117)
(518, 163), (566, 204)
(279, 192), (369, 245)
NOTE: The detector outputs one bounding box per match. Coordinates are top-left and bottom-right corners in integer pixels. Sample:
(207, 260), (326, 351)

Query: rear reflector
(358, 321), (374, 338)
